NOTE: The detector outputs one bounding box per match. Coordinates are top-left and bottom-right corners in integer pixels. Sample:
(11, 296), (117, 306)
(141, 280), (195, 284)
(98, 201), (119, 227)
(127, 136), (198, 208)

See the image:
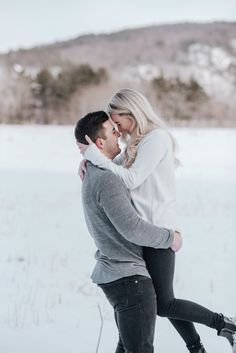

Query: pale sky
(0, 0), (236, 53)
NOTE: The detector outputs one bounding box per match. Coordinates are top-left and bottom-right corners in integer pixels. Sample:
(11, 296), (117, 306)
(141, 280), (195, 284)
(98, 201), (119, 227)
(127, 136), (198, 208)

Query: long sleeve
(113, 151), (125, 166)
(95, 171), (174, 249)
(84, 129), (170, 190)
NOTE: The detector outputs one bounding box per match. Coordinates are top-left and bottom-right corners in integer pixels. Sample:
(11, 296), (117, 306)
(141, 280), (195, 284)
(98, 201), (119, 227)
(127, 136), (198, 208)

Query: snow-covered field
(0, 125), (235, 353)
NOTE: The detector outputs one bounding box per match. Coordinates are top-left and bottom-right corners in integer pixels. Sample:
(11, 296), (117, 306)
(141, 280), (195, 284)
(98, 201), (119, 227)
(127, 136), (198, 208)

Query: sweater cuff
(166, 229), (174, 248)
(84, 144), (102, 165)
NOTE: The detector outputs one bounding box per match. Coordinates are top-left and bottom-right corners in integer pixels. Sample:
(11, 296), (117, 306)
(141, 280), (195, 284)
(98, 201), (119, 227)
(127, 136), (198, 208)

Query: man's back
(82, 163), (173, 284)
(82, 163), (149, 283)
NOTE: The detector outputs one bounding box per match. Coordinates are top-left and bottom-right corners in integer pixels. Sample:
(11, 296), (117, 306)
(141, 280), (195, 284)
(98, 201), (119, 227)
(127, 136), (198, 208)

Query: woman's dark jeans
(143, 247), (225, 348)
(99, 275), (157, 353)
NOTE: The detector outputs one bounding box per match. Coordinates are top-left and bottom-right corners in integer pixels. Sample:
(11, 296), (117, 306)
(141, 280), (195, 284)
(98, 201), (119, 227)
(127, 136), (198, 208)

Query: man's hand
(170, 231), (182, 252)
(78, 159), (87, 180)
(76, 135), (93, 156)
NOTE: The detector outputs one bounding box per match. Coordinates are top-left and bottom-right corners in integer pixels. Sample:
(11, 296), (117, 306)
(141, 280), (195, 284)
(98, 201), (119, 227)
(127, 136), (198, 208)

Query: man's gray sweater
(82, 162), (174, 284)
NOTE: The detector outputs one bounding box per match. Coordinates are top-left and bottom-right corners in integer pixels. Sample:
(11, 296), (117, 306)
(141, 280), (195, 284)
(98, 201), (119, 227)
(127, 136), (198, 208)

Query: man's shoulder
(86, 162), (124, 189)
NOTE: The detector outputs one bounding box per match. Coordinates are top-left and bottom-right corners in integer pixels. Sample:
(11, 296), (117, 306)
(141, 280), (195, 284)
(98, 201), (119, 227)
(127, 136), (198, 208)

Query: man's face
(96, 119), (121, 159)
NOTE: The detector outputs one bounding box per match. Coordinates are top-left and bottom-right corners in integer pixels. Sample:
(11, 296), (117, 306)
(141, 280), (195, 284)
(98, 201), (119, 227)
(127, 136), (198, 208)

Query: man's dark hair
(74, 111), (109, 145)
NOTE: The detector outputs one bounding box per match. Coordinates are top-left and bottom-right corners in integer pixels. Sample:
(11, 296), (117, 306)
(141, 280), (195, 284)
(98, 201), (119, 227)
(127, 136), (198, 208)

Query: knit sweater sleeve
(84, 129), (170, 190)
(95, 171), (174, 249)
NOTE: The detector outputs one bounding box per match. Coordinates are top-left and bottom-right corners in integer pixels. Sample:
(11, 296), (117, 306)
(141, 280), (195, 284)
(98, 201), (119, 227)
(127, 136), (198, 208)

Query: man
(75, 111), (182, 353)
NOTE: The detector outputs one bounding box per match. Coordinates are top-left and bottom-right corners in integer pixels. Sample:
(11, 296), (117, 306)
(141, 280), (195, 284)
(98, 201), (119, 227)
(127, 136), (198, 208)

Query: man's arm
(96, 172), (174, 249)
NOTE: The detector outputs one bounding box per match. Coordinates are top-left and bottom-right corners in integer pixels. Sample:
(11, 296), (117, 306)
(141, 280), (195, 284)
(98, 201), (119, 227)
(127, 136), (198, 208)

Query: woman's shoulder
(139, 128), (170, 146)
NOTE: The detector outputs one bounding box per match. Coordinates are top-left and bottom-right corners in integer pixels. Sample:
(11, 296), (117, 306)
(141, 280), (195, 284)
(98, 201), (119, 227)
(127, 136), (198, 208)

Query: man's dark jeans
(99, 275), (157, 353)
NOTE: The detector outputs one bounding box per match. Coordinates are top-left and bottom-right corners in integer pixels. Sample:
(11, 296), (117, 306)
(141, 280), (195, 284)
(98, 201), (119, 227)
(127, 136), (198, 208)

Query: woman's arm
(77, 151), (124, 181)
(113, 151), (125, 165)
(84, 129), (171, 190)
(96, 171), (175, 249)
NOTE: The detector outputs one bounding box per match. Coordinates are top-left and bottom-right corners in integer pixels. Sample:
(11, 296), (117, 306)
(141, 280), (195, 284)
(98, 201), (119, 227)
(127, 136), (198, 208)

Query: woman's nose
(118, 126), (123, 133)
(115, 130), (121, 137)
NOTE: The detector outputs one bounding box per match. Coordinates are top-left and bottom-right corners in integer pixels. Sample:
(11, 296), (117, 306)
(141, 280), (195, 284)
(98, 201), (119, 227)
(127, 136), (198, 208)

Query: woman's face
(111, 114), (134, 134)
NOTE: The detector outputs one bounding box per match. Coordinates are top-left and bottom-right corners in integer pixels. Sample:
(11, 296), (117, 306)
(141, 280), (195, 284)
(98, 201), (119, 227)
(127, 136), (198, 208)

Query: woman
(78, 88), (236, 353)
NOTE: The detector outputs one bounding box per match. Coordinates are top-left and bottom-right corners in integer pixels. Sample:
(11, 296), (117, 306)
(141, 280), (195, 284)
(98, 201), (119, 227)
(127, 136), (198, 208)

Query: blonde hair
(107, 88), (178, 168)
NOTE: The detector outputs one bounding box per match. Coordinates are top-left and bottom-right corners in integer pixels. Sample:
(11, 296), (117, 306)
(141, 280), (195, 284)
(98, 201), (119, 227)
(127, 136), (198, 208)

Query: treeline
(31, 65), (108, 124)
(151, 75), (209, 122)
(0, 64), (108, 124)
(34, 65), (107, 102)
(0, 64), (234, 126)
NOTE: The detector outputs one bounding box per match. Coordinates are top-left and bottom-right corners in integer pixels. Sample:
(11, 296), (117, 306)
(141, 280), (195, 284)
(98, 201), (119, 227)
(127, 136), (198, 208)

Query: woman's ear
(128, 116), (135, 131)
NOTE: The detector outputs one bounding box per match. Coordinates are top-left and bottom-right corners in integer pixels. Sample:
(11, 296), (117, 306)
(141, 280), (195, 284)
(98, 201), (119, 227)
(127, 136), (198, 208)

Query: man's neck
(99, 149), (112, 160)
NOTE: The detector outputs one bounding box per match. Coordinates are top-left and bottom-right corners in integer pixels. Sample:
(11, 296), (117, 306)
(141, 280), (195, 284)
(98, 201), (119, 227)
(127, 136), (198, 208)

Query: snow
(0, 125), (236, 353)
(187, 43), (236, 99)
(13, 64), (24, 74)
(188, 44), (233, 71)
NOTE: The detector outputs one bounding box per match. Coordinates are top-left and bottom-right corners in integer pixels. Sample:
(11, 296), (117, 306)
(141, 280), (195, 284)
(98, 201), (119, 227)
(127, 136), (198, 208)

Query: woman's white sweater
(84, 128), (180, 231)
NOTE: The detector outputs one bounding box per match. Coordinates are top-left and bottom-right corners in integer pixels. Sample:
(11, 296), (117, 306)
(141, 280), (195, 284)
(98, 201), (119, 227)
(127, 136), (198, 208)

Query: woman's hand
(78, 159), (87, 180)
(170, 231), (182, 252)
(76, 135), (94, 156)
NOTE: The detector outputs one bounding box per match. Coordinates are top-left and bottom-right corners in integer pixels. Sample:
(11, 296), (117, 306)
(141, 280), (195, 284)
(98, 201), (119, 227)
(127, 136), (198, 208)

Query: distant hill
(1, 22), (236, 69)
(0, 22), (236, 126)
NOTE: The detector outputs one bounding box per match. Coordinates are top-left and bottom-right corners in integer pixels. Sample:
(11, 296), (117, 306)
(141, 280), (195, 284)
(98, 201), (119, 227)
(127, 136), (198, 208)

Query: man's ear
(95, 138), (104, 149)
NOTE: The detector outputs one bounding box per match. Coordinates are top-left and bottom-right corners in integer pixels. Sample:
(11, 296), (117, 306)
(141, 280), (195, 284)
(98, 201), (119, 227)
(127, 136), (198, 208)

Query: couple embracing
(75, 88), (236, 353)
